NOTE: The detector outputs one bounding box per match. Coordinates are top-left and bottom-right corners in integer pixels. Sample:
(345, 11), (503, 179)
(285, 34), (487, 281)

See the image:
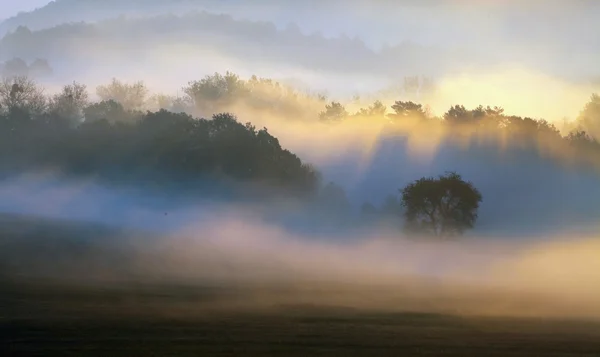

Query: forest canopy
(0, 72), (599, 235)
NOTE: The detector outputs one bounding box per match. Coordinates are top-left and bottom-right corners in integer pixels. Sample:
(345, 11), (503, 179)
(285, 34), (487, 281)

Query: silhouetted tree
(2, 57), (29, 77)
(401, 172), (482, 238)
(28, 58), (53, 78)
(48, 81), (88, 124)
(319, 101), (347, 121)
(318, 182), (351, 217)
(2, 72), (600, 210)
(146, 93), (173, 111)
(355, 100), (386, 118)
(184, 72), (248, 115)
(389, 100), (428, 121)
(576, 94), (600, 139)
(83, 100), (139, 123)
(566, 130), (600, 151)
(96, 78), (148, 110)
(381, 194), (403, 216)
(0, 76), (46, 117)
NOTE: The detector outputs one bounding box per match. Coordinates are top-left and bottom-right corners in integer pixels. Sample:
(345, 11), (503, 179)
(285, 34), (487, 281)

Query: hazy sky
(0, 0), (49, 19)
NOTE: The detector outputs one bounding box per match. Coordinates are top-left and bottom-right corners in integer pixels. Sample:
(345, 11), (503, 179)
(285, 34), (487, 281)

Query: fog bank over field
(1, 204), (600, 320)
(1, 0), (600, 324)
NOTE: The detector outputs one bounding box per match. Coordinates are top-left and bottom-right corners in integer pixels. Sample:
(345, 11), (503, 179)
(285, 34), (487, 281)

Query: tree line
(1, 73), (599, 237)
(0, 57), (52, 78)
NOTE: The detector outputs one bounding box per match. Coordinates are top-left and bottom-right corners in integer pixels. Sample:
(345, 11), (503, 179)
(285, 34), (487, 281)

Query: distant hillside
(2, 0), (599, 83)
(0, 0), (302, 35)
(0, 12), (464, 80)
(0, 0), (219, 34)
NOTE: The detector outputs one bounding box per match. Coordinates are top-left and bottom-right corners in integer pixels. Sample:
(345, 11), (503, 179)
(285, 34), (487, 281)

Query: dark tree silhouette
(576, 94), (600, 139)
(2, 57), (29, 77)
(355, 100), (386, 118)
(0, 76), (46, 117)
(566, 130), (600, 151)
(0, 57), (52, 79)
(1, 72), (600, 218)
(319, 101), (348, 121)
(388, 100), (428, 121)
(48, 81), (88, 124)
(96, 78), (149, 111)
(83, 99), (140, 123)
(318, 182), (351, 214)
(28, 58), (53, 78)
(401, 172), (482, 238)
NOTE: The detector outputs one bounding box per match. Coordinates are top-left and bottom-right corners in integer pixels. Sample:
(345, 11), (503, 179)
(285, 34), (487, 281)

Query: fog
(40, 54), (598, 123)
(3, 1), (600, 55)
(1, 102), (600, 320)
(1, 113), (599, 319)
(2, 0), (600, 322)
(1, 177), (599, 320)
(2, 1), (599, 120)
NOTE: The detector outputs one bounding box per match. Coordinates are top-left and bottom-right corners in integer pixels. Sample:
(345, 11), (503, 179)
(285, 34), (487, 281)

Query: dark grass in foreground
(2, 282), (600, 357)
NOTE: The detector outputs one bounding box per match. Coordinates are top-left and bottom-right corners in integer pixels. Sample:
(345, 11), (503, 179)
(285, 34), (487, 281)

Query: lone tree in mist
(400, 172), (482, 238)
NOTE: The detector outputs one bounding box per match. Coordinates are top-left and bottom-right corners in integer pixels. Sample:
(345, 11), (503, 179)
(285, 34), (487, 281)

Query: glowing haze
(1, 0), (600, 321)
(2, 1), (597, 121)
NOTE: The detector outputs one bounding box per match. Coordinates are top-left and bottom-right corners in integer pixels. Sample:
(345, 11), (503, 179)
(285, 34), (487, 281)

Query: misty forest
(2, 1), (600, 356)
(1, 71), (599, 236)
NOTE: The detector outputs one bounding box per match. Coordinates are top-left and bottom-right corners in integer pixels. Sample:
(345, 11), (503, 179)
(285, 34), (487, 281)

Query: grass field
(1, 214), (600, 356)
(3, 285), (600, 356)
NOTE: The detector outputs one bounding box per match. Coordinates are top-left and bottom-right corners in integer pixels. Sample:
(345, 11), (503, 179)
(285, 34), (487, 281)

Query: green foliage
(400, 172), (482, 237)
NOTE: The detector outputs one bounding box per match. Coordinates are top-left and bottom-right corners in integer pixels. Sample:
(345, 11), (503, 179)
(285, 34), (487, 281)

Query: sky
(0, 0), (49, 19)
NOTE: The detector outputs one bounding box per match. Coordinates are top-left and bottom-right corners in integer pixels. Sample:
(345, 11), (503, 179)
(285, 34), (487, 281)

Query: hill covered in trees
(0, 14), (455, 80)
